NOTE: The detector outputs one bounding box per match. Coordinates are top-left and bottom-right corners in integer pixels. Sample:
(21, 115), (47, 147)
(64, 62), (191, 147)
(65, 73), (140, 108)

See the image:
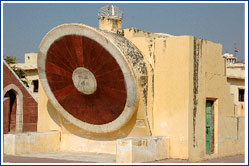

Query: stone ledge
(4, 130), (60, 155)
(116, 136), (169, 163)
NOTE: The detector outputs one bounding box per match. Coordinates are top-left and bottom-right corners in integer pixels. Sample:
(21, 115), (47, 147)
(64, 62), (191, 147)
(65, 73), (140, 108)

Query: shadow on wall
(46, 100), (136, 141)
(47, 101), (61, 128)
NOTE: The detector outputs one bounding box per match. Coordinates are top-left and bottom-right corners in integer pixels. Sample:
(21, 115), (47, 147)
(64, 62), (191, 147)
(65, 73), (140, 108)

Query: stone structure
(3, 5), (245, 163)
(4, 131), (60, 155)
(11, 53), (39, 99)
(3, 61), (38, 134)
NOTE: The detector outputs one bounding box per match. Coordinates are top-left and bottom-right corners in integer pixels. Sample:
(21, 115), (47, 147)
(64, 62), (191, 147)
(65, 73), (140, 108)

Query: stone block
(116, 136), (169, 163)
(60, 134), (116, 154)
(4, 131), (60, 155)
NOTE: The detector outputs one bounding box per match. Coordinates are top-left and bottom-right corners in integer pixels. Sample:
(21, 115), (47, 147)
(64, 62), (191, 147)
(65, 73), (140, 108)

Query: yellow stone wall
(153, 36), (191, 159)
(124, 28), (160, 134)
(188, 38), (244, 161)
(37, 80), (61, 132)
(123, 30), (244, 161)
(124, 30), (191, 159)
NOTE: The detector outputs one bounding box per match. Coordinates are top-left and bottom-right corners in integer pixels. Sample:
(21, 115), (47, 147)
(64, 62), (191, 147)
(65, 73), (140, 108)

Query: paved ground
(3, 152), (245, 164)
(4, 152), (115, 163)
(152, 154), (245, 163)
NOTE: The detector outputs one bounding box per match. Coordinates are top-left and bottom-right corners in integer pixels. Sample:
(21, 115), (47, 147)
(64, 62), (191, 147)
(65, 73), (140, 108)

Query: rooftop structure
(223, 52), (237, 64)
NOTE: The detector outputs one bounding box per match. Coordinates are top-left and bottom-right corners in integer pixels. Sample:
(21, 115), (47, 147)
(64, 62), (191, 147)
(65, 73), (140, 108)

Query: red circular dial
(45, 35), (127, 125)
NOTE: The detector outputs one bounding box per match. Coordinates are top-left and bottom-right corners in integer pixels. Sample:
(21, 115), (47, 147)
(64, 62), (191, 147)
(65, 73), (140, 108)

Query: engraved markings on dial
(72, 67), (97, 95)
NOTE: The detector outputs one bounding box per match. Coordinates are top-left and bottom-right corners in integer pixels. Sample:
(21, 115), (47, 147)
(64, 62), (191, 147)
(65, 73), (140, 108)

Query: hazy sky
(3, 2), (245, 62)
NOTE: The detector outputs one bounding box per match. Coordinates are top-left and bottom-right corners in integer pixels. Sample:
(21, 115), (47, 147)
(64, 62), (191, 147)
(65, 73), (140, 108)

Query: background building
(10, 53), (39, 99)
(223, 53), (245, 116)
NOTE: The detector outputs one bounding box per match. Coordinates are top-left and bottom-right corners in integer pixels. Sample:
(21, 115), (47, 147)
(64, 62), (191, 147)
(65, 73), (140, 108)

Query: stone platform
(3, 131), (169, 163)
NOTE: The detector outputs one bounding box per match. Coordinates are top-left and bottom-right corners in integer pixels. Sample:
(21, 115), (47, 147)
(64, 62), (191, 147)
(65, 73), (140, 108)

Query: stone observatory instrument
(38, 23), (148, 133)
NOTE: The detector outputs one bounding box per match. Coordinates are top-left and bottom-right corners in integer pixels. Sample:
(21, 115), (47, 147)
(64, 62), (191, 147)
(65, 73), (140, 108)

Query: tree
(4, 56), (20, 64)
(4, 56), (29, 87)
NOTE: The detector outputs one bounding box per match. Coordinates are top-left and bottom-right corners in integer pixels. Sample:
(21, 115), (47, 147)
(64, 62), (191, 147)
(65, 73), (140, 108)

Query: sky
(3, 2), (246, 62)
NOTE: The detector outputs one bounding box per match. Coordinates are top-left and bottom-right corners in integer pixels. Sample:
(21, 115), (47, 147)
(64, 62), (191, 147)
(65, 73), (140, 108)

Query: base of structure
(4, 131), (60, 155)
(60, 133), (117, 154)
(116, 137), (169, 163)
(3, 131), (169, 163)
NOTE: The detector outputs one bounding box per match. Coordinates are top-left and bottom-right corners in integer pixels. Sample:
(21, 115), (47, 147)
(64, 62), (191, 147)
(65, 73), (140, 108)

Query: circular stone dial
(45, 35), (127, 125)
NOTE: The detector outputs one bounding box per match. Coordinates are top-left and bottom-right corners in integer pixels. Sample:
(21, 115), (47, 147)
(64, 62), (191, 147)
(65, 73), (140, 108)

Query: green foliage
(4, 56), (29, 87)
(4, 56), (19, 64)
